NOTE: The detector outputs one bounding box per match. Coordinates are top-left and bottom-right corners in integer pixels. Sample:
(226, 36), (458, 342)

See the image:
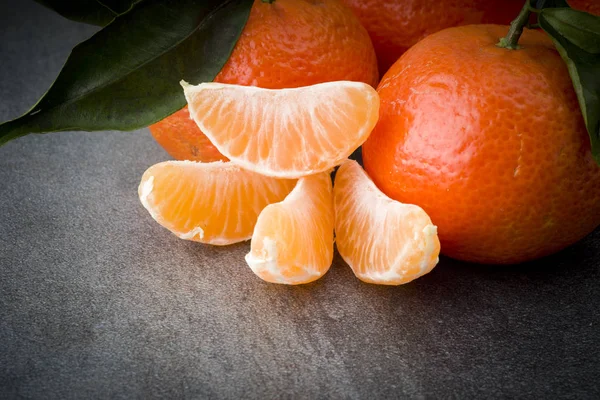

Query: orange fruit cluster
(139, 81), (441, 285)
(141, 1), (600, 279)
(149, 0), (600, 165)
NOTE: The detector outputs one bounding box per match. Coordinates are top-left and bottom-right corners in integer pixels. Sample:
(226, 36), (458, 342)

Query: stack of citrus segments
(138, 81), (441, 285)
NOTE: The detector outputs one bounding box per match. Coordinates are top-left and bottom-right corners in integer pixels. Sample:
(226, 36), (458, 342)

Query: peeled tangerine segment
(182, 81), (380, 179)
(245, 172), (334, 285)
(138, 160), (296, 245)
(334, 160), (440, 285)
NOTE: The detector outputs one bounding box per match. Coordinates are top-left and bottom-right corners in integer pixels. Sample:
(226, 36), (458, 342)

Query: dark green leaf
(541, 8), (600, 54)
(534, 0), (570, 9)
(0, 0), (253, 146)
(35, 0), (143, 26)
(540, 9), (600, 165)
(34, 0), (118, 26)
(98, 0), (144, 15)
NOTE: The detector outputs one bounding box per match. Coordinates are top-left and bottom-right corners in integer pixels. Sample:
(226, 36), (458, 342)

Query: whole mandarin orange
(341, 0), (524, 74)
(362, 25), (600, 264)
(150, 0), (379, 162)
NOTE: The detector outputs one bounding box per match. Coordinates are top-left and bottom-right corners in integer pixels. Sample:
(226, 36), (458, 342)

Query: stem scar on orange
(363, 24), (600, 265)
(149, 0), (378, 162)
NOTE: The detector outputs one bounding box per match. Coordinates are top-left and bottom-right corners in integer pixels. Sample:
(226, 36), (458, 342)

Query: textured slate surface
(1, 2), (599, 399)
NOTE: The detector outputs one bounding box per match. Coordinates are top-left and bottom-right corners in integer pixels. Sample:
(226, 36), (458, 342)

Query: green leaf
(99, 0), (144, 15)
(34, 0), (118, 26)
(0, 0), (253, 146)
(540, 8), (600, 165)
(534, 0), (570, 9)
(540, 8), (600, 54)
(35, 0), (144, 26)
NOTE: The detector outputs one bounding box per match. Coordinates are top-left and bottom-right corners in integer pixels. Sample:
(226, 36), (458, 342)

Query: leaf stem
(497, 0), (534, 50)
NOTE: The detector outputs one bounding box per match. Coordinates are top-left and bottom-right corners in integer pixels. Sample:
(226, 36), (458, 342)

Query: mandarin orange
(341, 0), (523, 74)
(363, 25), (600, 264)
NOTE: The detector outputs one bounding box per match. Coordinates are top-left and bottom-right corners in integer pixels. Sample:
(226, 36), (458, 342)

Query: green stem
(261, 0), (275, 3)
(497, 0), (534, 50)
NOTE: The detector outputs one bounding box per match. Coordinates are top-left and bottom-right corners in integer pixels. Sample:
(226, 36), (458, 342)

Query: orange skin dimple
(150, 0), (378, 161)
(363, 25), (600, 265)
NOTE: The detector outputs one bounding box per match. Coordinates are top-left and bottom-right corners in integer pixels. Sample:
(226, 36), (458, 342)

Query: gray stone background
(1, 2), (599, 399)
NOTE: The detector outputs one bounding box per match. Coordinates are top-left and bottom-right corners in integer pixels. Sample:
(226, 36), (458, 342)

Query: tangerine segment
(138, 161), (296, 245)
(334, 160), (440, 285)
(182, 81), (380, 179)
(245, 172), (334, 285)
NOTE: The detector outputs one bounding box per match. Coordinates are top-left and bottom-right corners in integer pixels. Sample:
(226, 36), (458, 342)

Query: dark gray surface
(1, 2), (600, 399)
